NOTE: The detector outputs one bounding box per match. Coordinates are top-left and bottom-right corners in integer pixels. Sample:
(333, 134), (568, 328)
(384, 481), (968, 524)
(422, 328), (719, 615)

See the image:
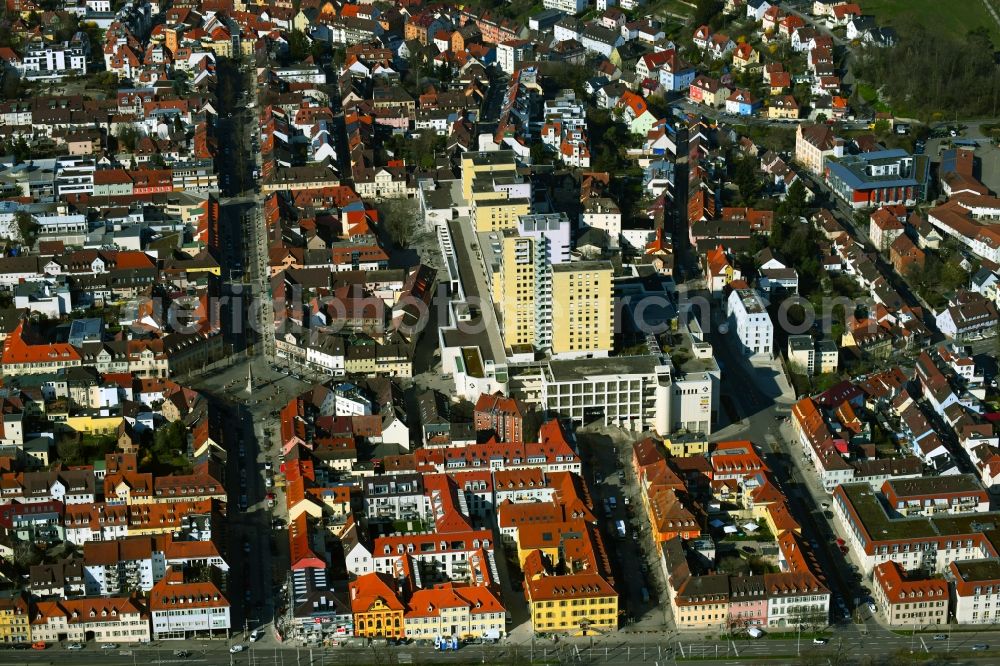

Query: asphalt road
(12, 629), (1000, 665)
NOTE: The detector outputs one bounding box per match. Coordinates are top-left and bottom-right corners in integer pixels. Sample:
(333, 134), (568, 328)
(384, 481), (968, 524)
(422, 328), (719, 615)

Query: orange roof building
(873, 560), (949, 626)
(349, 572), (405, 639)
(31, 596), (150, 643)
(2, 321), (82, 375)
(149, 566), (230, 638)
(403, 582), (505, 641)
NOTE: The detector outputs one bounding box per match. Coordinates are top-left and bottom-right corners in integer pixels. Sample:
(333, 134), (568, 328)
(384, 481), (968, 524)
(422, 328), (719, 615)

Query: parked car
(32, 642), (46, 650)
(250, 629), (263, 642)
(67, 643), (84, 650)
(867, 602), (877, 614)
(102, 643), (119, 650)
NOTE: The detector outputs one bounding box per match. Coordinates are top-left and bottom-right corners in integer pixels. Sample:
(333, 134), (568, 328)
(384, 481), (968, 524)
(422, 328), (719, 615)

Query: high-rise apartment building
(551, 260), (614, 357)
(493, 214), (581, 353)
(496, 229), (537, 348)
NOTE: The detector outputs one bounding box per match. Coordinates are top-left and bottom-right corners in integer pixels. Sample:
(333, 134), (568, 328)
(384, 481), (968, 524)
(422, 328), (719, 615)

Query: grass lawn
(862, 0), (1000, 46)
(648, 0), (696, 19)
(856, 83), (877, 103)
(854, 82), (894, 114)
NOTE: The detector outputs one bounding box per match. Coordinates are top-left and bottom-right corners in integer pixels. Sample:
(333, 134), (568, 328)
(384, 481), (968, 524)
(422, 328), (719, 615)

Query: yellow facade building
(0, 593), (30, 644)
(472, 195), (531, 233)
(664, 432), (709, 456)
(350, 572), (405, 639)
(495, 229), (538, 348)
(550, 261), (614, 357)
(460, 151), (519, 201)
(525, 573), (618, 634)
(461, 150), (531, 232)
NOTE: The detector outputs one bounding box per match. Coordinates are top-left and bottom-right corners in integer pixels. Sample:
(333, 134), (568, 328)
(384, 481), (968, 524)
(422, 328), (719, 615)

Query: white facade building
(150, 573), (231, 639)
(727, 288), (773, 356)
(21, 35), (89, 79)
(580, 197), (622, 241)
(496, 40), (533, 75)
(543, 0), (588, 13)
(542, 345), (719, 435)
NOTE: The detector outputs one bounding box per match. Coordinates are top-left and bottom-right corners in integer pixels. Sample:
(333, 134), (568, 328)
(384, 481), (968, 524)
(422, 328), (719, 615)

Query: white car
(250, 630), (263, 642)
(230, 644), (246, 654)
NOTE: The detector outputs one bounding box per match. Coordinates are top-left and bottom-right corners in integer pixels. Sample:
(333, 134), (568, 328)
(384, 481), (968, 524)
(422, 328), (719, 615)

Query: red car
(836, 538), (845, 546)
(31, 641), (46, 650)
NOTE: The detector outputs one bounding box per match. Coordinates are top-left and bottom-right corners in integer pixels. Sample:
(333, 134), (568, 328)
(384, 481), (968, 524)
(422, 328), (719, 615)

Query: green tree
(854, 21), (1000, 119)
(13, 540), (42, 571)
(530, 142), (550, 165)
(116, 125), (139, 152)
(694, 0), (723, 27)
(0, 70), (24, 100)
(377, 199), (419, 246)
(287, 29), (310, 63)
(15, 210), (38, 246)
(144, 420), (192, 475)
(331, 47), (345, 72)
(733, 154), (762, 204)
(780, 179), (808, 221)
(310, 39), (330, 63)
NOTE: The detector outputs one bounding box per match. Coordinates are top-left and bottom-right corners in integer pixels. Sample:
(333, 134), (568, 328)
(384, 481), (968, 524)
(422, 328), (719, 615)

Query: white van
(748, 627), (764, 639)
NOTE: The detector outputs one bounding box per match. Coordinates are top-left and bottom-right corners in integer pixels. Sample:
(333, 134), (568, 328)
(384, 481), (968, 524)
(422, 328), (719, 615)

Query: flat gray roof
(552, 260), (613, 273)
(446, 217), (506, 364)
(548, 354), (661, 381)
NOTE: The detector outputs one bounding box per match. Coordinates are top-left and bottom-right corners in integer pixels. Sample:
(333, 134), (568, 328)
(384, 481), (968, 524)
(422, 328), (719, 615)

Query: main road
(9, 628), (1000, 665)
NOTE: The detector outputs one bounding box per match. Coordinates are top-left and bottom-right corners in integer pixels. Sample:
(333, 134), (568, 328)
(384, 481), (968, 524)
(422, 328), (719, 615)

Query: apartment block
(833, 482), (1000, 577)
(727, 288), (773, 357)
(460, 150), (521, 202)
(495, 228), (539, 348)
(149, 567), (231, 639)
(21, 34), (90, 79)
(787, 335), (839, 376)
(542, 343), (719, 435)
(0, 593), (30, 644)
(525, 573), (618, 633)
(881, 475), (990, 517)
(794, 123), (843, 175)
(949, 559), (1000, 624)
(30, 597), (150, 644)
(873, 561), (949, 626)
(474, 392), (529, 443)
(550, 261), (614, 358)
(403, 584), (505, 641)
